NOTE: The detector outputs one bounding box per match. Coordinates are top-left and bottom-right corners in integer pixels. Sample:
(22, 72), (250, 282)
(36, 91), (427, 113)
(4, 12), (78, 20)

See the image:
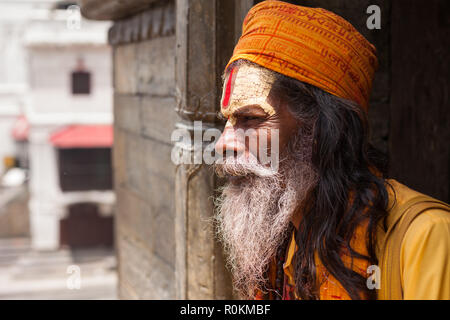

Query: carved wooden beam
(107, 1), (175, 45)
(78, 0), (160, 21)
(174, 0), (254, 299)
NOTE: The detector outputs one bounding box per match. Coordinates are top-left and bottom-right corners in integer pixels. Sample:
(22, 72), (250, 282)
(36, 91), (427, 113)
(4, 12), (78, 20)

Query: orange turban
(226, 0), (379, 111)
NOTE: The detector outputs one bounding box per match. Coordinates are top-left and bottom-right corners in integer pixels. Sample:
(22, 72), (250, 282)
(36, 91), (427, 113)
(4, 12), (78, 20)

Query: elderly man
(213, 1), (450, 300)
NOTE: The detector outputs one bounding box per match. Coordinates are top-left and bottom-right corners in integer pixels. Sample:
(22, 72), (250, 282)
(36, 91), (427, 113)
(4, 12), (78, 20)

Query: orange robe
(255, 179), (450, 300)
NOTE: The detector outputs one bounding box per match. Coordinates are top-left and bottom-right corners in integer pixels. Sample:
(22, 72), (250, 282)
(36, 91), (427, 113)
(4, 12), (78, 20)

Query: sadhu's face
(215, 63), (298, 169)
(213, 64), (318, 299)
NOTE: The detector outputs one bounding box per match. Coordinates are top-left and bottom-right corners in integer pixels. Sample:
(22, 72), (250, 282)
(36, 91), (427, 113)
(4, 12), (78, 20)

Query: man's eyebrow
(232, 105), (268, 117)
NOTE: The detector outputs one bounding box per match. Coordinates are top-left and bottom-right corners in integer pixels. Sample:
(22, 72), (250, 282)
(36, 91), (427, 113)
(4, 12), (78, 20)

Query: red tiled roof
(50, 125), (113, 148)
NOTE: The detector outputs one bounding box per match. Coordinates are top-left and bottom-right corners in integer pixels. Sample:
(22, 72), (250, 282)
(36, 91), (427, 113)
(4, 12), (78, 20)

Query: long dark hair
(271, 72), (390, 300)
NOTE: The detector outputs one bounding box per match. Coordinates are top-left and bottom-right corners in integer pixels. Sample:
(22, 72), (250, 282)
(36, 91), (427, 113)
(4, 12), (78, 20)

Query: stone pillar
(79, 0), (254, 299)
(174, 0), (253, 299)
(28, 126), (64, 250)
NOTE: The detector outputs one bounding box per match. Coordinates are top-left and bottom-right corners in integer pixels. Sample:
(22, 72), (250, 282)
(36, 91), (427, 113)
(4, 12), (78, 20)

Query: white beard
(214, 129), (317, 298)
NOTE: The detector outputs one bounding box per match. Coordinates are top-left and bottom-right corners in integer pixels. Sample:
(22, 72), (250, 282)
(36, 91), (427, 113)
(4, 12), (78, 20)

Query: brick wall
(111, 1), (177, 299)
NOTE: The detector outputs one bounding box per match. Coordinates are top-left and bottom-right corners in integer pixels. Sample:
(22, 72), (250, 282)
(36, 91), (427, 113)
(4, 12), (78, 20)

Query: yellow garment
(377, 179), (450, 299)
(282, 220), (370, 300)
(281, 179), (450, 300)
(400, 209), (450, 299)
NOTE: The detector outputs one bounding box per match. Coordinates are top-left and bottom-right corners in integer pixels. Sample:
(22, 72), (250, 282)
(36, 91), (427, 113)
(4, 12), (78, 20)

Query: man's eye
(242, 116), (262, 122)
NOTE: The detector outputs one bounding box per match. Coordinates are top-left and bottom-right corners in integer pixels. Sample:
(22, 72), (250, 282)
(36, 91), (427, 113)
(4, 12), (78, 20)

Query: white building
(0, 0), (114, 250)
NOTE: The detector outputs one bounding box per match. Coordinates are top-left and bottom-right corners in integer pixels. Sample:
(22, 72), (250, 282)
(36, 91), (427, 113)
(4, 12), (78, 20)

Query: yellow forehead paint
(221, 64), (276, 126)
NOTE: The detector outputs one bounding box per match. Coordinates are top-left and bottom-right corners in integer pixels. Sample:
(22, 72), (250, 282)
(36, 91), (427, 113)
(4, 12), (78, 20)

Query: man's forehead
(220, 63), (277, 120)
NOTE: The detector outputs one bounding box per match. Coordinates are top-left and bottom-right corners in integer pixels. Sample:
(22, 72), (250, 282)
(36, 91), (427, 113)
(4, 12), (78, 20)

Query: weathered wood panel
(389, 0), (450, 202)
(175, 0), (250, 299)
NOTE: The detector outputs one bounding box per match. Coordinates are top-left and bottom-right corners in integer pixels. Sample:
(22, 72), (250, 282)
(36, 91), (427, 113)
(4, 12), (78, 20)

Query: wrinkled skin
(214, 63), (317, 299)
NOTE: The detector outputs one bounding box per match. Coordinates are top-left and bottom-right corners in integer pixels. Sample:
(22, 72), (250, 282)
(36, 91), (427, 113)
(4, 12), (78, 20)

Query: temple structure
(78, 0), (449, 299)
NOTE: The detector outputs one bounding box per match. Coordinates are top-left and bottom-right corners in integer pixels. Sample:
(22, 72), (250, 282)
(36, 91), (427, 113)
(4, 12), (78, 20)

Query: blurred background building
(24, 2), (113, 251)
(0, 0), (116, 299)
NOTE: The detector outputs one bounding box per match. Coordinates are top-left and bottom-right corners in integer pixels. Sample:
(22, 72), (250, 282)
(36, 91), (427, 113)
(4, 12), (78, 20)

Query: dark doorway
(60, 203), (113, 248)
(58, 148), (113, 192)
(71, 71), (91, 95)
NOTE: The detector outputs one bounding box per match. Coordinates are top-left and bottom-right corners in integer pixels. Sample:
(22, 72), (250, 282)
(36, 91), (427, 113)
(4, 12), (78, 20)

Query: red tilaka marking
(222, 67), (235, 109)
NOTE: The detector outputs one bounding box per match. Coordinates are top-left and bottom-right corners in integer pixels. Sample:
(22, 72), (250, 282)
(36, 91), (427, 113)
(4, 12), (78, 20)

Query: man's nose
(215, 125), (245, 157)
